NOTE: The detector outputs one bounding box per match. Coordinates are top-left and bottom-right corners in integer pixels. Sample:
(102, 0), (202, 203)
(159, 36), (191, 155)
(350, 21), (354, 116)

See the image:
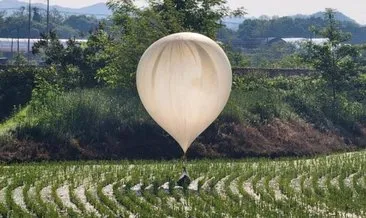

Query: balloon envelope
(136, 32), (232, 153)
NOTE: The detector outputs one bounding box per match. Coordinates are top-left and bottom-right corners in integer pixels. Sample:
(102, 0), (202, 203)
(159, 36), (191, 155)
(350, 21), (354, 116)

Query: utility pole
(47, 0), (50, 34)
(28, 0), (31, 63)
(10, 38), (14, 60)
(17, 28), (20, 66)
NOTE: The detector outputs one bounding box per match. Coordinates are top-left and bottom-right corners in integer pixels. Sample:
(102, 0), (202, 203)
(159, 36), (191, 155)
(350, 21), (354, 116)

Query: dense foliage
(0, 5), (365, 161)
(0, 67), (34, 122)
(219, 13), (366, 47)
(96, 0), (245, 87)
(0, 8), (101, 39)
(32, 25), (109, 89)
(0, 73), (364, 161)
(302, 9), (365, 110)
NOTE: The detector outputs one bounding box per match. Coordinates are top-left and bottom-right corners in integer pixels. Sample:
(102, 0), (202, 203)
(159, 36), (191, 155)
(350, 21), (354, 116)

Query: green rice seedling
(5, 179), (32, 218)
(85, 186), (115, 217)
(69, 184), (87, 215)
(0, 151), (366, 217)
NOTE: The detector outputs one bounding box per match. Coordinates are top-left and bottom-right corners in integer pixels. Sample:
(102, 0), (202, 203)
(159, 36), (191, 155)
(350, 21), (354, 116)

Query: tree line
(0, 1), (365, 161)
(218, 13), (366, 47)
(0, 7), (102, 39)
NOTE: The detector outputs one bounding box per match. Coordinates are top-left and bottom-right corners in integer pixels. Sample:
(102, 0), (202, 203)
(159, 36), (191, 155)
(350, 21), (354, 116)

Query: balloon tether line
(181, 153), (187, 174)
(177, 152), (191, 188)
(182, 153), (187, 166)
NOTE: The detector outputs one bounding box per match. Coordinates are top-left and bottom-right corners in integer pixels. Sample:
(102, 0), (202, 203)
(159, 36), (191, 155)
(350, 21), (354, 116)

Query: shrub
(0, 67), (35, 122)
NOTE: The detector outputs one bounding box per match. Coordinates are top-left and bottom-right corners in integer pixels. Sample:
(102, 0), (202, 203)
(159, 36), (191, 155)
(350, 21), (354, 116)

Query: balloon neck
(182, 153), (187, 168)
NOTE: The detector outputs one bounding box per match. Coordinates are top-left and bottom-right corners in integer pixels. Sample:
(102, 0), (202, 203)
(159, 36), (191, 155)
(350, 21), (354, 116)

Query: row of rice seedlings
(124, 180), (163, 217)
(68, 183), (92, 217)
(85, 186), (115, 217)
(113, 180), (145, 216)
(135, 165), (174, 215)
(227, 172), (255, 215)
(5, 179), (32, 218)
(52, 180), (79, 217)
(51, 181), (64, 214)
(277, 172), (315, 217)
(255, 161), (311, 216)
(353, 172), (366, 216)
(129, 189), (161, 216)
(134, 169), (165, 214)
(258, 172), (287, 216)
(267, 175), (293, 215)
(189, 172), (228, 217)
(22, 183), (39, 216)
(34, 180), (59, 217)
(171, 185), (191, 216)
(0, 178), (9, 217)
(236, 172), (263, 216)
(97, 178), (126, 216)
(296, 162), (329, 214)
(296, 154), (363, 216)
(317, 158), (360, 214)
(236, 172), (269, 217)
(199, 174), (234, 216)
(118, 166), (159, 217)
(145, 166), (187, 217)
(157, 188), (187, 218)
(224, 174), (250, 217)
(0, 201), (7, 217)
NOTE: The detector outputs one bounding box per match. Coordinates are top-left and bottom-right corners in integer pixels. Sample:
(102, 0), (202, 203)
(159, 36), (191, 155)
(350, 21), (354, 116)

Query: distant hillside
(0, 0), (112, 17)
(292, 11), (357, 24)
(1, 1), (360, 28)
(223, 11), (359, 30)
(222, 17), (246, 30)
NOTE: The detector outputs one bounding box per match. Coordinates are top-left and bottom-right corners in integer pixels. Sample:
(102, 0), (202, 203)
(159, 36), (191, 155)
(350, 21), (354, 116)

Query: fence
(0, 65), (316, 77)
(232, 67), (316, 77)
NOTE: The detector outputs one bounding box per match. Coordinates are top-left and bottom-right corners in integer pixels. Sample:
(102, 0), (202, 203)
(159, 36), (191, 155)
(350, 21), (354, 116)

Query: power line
(0, 7), (111, 17)
(47, 0), (49, 33)
(28, 0), (31, 62)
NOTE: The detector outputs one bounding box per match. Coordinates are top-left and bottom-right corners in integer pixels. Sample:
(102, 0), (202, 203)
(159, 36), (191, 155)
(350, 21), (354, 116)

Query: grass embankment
(0, 151), (365, 217)
(0, 74), (365, 161)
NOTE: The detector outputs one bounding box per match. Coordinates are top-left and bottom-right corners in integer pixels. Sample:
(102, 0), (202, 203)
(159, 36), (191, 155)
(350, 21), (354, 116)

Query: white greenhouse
(0, 38), (87, 53)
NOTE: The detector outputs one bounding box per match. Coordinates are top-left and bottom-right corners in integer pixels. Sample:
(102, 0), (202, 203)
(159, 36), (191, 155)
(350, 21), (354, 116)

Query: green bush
(0, 67), (35, 122)
(2, 72), (365, 160)
(21, 88), (149, 142)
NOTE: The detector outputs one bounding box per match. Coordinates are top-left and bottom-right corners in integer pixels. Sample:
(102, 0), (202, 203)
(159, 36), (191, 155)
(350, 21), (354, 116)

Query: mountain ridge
(0, 0), (112, 17)
(0, 0), (361, 27)
(223, 11), (359, 30)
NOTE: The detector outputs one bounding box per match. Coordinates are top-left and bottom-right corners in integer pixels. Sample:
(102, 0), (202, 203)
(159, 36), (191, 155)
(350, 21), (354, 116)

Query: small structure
(177, 167), (191, 187)
(0, 57), (8, 65)
(0, 38), (87, 53)
(267, 37), (328, 47)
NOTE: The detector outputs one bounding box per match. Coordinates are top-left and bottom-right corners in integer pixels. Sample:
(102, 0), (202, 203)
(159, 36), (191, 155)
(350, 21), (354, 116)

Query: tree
(32, 25), (109, 89)
(221, 44), (250, 67)
(64, 15), (99, 35)
(302, 9), (365, 106)
(0, 8), (102, 39)
(32, 7), (42, 22)
(0, 11), (5, 26)
(11, 53), (28, 65)
(32, 31), (65, 65)
(97, 0), (245, 87)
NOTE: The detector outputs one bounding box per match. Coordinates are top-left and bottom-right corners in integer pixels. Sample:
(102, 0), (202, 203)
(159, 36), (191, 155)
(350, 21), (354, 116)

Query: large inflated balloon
(136, 32), (232, 153)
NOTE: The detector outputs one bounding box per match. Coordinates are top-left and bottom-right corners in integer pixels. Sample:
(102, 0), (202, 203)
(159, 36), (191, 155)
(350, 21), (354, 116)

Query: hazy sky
(28, 0), (366, 24)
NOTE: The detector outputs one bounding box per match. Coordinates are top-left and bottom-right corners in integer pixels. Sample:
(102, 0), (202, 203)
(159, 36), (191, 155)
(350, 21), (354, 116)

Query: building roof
(0, 38), (87, 52)
(281, 37), (328, 45)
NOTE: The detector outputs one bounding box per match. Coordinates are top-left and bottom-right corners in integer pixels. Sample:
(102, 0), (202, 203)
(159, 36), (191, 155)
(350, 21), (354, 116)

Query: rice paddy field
(0, 151), (365, 218)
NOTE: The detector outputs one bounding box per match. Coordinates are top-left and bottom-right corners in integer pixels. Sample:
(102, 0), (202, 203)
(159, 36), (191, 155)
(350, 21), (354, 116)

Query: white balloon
(136, 32), (232, 153)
